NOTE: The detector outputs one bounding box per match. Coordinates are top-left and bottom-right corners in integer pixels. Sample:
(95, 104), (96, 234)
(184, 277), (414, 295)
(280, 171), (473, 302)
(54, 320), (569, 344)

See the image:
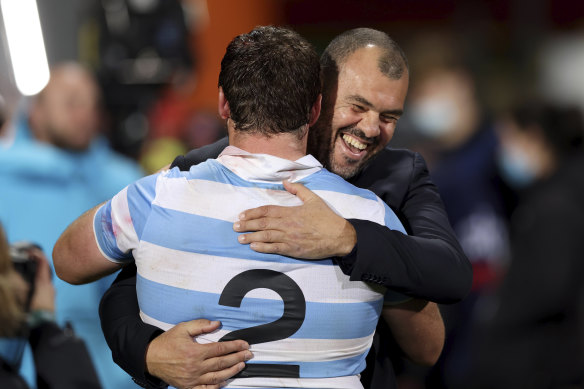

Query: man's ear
(309, 94), (322, 127)
(218, 87), (230, 119)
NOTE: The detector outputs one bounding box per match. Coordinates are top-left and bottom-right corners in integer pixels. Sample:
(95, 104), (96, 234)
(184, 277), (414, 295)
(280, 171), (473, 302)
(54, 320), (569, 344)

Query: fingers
(32, 252), (53, 283)
(234, 216), (274, 234)
(178, 319), (223, 338)
(197, 361), (246, 388)
(204, 349), (252, 372)
(237, 229), (293, 244)
(283, 181), (317, 202)
(203, 339), (250, 358)
(237, 204), (290, 222)
(235, 211), (296, 234)
(249, 242), (291, 255)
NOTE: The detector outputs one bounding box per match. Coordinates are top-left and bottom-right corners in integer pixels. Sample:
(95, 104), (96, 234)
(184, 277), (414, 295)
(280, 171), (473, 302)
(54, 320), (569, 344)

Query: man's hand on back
(145, 320), (252, 389)
(234, 181), (357, 259)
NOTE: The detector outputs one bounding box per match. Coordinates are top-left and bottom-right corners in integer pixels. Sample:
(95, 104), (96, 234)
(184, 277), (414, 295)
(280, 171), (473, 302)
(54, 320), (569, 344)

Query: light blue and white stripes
(94, 147), (407, 388)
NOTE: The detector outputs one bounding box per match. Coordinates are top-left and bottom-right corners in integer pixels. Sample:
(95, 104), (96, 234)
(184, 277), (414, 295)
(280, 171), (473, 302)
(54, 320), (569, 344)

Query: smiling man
(98, 28), (470, 389)
(310, 41), (409, 180)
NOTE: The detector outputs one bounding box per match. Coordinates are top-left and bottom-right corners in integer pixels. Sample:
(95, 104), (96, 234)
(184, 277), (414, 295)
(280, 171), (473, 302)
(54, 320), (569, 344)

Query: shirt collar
(217, 145), (323, 183)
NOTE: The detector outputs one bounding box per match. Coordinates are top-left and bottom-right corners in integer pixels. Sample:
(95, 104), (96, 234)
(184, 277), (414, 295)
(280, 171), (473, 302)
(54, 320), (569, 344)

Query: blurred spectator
(0, 223), (101, 388)
(0, 62), (143, 388)
(469, 101), (584, 388)
(400, 34), (512, 388)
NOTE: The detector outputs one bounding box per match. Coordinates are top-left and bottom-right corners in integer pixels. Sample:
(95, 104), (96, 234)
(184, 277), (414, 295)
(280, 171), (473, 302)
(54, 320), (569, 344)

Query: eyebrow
(347, 94), (403, 116)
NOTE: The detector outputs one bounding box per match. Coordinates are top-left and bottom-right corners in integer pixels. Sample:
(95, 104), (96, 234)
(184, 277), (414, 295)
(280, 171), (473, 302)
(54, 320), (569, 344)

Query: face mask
(497, 145), (537, 188)
(409, 96), (458, 138)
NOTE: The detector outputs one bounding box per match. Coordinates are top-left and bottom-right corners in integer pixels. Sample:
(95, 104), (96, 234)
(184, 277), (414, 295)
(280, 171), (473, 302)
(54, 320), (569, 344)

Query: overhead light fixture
(1, 0), (50, 96)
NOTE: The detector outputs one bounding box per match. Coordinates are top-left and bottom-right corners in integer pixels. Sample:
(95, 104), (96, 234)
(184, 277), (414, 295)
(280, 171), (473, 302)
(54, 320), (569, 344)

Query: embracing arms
(98, 145), (459, 386)
(235, 151), (472, 303)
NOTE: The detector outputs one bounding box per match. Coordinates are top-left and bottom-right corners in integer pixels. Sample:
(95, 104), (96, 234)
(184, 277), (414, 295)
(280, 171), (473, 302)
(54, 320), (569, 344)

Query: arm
(53, 204), (122, 285)
(99, 265), (165, 388)
(99, 265), (251, 389)
(234, 152), (472, 303)
(343, 151), (472, 303)
(382, 299), (444, 366)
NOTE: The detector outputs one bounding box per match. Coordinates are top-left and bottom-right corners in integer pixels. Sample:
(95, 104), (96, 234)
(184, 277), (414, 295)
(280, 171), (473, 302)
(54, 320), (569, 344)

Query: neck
(228, 122), (308, 161)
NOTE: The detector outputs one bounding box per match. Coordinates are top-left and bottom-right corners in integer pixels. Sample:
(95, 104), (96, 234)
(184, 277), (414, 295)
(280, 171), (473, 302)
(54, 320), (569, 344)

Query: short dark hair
(218, 26), (321, 136)
(321, 27), (408, 89)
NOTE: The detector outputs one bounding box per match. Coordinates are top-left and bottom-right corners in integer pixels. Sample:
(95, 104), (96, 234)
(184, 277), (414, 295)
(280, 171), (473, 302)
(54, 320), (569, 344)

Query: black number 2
(218, 269), (306, 378)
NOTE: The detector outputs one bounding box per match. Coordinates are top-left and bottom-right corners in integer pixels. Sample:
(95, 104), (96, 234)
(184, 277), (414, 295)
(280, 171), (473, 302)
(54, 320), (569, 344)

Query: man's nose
(360, 112), (381, 138)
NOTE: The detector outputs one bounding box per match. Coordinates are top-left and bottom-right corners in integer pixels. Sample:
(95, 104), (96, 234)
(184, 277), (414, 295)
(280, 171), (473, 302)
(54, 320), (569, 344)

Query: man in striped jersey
(53, 26), (444, 388)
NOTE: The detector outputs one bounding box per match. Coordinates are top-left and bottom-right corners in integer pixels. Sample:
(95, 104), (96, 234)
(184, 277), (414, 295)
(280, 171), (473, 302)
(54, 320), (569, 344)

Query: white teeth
(342, 134), (367, 150)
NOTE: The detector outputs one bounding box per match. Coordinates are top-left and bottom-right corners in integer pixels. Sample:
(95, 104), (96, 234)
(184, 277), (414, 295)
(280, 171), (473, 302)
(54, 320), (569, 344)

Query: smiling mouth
(341, 133), (368, 155)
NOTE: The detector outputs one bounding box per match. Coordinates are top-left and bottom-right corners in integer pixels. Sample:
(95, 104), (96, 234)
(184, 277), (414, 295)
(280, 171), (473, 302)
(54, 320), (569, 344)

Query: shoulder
(351, 147), (426, 190)
(308, 169), (405, 231)
(369, 147), (426, 174)
(162, 159), (229, 186)
(307, 169), (379, 200)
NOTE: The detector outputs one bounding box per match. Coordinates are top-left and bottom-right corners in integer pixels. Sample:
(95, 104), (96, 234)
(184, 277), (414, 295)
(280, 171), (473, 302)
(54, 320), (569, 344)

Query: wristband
(27, 309), (56, 329)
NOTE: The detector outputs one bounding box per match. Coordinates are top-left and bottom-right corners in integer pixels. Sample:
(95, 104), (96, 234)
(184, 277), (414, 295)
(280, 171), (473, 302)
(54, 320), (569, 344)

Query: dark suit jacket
(99, 138), (472, 388)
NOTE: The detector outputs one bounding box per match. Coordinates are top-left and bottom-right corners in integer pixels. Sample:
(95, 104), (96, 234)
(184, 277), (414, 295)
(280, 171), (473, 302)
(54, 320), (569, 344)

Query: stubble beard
(311, 112), (379, 180)
(328, 148), (362, 180)
(328, 126), (380, 180)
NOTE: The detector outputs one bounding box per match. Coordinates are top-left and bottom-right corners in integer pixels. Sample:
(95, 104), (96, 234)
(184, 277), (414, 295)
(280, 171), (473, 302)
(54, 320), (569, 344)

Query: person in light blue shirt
(53, 28), (444, 389)
(0, 63), (144, 388)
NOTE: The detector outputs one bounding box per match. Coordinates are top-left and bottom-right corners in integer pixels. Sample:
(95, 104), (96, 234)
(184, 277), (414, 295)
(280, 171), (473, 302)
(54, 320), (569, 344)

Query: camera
(10, 241), (42, 311)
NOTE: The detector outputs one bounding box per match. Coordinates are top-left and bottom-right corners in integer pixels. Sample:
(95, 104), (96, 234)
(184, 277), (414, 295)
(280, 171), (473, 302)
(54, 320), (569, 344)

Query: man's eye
(381, 115), (398, 124)
(353, 105), (365, 112)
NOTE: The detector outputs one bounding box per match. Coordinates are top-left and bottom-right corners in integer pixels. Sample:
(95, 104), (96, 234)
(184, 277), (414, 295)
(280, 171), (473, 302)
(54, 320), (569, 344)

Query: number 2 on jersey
(219, 269), (306, 378)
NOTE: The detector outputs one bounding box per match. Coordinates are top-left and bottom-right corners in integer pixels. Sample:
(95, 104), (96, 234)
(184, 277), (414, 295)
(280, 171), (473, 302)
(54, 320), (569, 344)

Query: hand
(233, 181), (357, 259)
(145, 319), (252, 389)
(29, 247), (55, 313)
(382, 299), (445, 366)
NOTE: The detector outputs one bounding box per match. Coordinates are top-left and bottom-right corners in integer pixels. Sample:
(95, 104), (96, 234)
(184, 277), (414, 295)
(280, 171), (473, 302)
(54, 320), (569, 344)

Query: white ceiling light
(1, 0), (50, 96)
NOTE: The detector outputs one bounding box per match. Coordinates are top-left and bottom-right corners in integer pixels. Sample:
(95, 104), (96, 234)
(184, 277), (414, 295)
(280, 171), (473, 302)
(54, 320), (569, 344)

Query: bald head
(320, 28), (409, 92)
(30, 63), (101, 151)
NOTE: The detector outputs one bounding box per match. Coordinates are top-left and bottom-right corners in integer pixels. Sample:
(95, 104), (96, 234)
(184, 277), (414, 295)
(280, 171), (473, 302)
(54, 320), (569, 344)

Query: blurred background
(0, 0), (582, 163)
(1, 0), (583, 388)
(1, 0), (583, 161)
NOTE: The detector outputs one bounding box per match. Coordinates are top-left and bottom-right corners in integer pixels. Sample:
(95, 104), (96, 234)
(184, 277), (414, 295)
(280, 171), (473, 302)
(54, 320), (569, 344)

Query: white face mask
(409, 96), (458, 138)
(497, 144), (537, 189)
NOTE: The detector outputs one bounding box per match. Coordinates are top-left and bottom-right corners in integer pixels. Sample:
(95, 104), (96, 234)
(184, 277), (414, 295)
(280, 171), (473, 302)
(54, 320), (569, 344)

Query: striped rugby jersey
(94, 146), (408, 389)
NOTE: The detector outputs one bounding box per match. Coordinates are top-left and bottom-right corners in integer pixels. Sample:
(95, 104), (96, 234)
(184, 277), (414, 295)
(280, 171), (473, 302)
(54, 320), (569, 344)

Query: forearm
(382, 299), (444, 366)
(99, 265), (166, 388)
(53, 203), (122, 285)
(338, 219), (472, 303)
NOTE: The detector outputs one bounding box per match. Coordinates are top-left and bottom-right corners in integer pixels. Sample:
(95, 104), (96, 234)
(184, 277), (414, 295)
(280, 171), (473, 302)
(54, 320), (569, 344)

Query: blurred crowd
(393, 32), (584, 389)
(1, 0), (584, 388)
